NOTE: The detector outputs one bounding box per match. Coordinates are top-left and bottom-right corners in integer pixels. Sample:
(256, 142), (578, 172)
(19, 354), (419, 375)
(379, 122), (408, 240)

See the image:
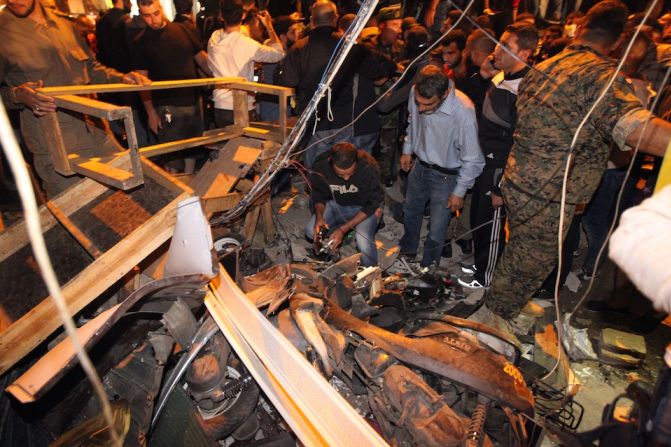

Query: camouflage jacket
(504, 44), (651, 204)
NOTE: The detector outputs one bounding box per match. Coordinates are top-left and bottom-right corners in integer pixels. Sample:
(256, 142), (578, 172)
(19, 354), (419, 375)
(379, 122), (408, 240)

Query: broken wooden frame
(0, 158), (192, 375)
(37, 78), (293, 190)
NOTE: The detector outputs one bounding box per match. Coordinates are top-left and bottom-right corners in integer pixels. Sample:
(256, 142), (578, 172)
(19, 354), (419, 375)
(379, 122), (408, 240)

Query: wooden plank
(45, 201), (103, 258)
(243, 126), (284, 142)
(54, 95), (130, 121)
(202, 192), (243, 214)
(243, 204), (261, 242)
(38, 77), (245, 96)
(226, 81), (294, 96)
(0, 172), (115, 263)
(40, 112), (73, 175)
(73, 159), (135, 186)
(139, 129), (242, 158)
(190, 139), (261, 198)
(233, 90), (249, 128)
(141, 157), (193, 195)
(279, 91), (288, 142)
(261, 199), (275, 243)
(0, 192), (190, 375)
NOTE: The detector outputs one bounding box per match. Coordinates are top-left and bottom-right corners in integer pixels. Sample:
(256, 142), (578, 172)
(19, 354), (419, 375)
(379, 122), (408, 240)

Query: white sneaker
(460, 263), (477, 275)
(458, 277), (486, 289)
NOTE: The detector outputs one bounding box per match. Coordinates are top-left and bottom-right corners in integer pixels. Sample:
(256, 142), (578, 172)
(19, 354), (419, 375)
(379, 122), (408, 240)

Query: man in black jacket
(306, 142), (384, 266)
(275, 0), (396, 167)
(458, 23), (538, 289)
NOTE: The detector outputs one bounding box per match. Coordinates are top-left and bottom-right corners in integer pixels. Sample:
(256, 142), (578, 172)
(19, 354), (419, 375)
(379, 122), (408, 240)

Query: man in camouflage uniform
(364, 4), (405, 186)
(473, 0), (671, 336)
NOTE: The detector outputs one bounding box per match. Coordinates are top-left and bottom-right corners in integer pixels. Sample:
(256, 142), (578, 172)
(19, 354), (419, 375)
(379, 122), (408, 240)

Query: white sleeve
(609, 184), (671, 313)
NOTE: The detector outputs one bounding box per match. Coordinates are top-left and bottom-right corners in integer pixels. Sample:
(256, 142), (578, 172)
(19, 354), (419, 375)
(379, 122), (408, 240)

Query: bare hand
(400, 154), (413, 172)
(122, 71), (152, 85)
(257, 10), (273, 29)
(447, 194), (464, 211)
(328, 227), (346, 249)
(313, 219), (326, 241)
(147, 109), (162, 134)
(491, 193), (504, 208)
(14, 81), (57, 116)
(480, 57), (499, 79)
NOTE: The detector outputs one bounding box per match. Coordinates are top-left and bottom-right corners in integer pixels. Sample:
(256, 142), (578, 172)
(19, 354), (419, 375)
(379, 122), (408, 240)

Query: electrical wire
(291, 0), (479, 161)
(211, 0), (381, 225)
(0, 104), (121, 445)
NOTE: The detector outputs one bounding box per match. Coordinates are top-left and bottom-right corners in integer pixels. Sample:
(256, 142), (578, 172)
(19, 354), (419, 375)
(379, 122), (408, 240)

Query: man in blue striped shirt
(399, 65), (485, 269)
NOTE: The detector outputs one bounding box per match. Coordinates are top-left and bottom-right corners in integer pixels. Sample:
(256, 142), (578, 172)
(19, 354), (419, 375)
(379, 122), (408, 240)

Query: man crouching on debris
(306, 142), (384, 266)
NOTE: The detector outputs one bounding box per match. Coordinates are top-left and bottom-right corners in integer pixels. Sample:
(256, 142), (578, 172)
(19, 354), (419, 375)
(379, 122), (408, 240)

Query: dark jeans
(157, 102), (203, 143)
(214, 108), (257, 128)
(581, 167), (636, 274)
(400, 161), (457, 268)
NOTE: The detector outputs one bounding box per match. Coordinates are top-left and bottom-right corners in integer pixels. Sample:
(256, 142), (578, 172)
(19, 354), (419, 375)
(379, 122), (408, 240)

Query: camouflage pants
(377, 112), (399, 179)
(485, 182), (575, 319)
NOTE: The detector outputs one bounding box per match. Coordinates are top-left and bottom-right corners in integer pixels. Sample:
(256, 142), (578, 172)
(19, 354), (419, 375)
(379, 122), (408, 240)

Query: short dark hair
(174, 0), (192, 14)
(405, 25), (429, 59)
(273, 15), (294, 35)
(415, 64), (450, 99)
(137, 0), (155, 7)
(220, 0), (244, 25)
(338, 13), (356, 32)
(468, 29), (496, 53)
(474, 14), (493, 31)
(582, 0), (628, 46)
(329, 142), (358, 168)
(442, 29), (467, 50)
(504, 22), (539, 52)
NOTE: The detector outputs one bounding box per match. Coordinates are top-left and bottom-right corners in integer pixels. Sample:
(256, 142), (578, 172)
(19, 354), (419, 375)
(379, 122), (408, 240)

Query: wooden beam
(45, 201), (102, 258)
(233, 90), (249, 128)
(202, 192), (243, 214)
(0, 192), (190, 375)
(139, 129), (242, 158)
(71, 158), (142, 190)
(53, 95), (131, 121)
(243, 204), (261, 242)
(141, 157), (193, 195)
(226, 81), (294, 97)
(0, 166), (120, 263)
(40, 112), (73, 175)
(38, 77), (246, 96)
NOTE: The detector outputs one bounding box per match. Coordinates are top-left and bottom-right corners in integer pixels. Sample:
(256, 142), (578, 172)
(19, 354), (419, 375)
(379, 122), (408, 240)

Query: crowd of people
(2, 0), (671, 341)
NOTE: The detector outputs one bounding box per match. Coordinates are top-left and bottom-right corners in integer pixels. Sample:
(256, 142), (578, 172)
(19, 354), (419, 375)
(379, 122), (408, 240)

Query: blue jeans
(581, 167), (635, 274)
(399, 161), (457, 267)
(304, 127), (354, 168)
(305, 201), (380, 266)
(351, 132), (378, 154)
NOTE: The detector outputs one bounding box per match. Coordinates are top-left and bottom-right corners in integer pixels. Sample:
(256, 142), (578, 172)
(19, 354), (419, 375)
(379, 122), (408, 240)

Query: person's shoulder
(453, 88), (475, 111)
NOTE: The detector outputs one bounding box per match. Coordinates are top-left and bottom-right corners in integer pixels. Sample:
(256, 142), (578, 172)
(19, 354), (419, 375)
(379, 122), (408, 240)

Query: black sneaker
(458, 276), (485, 289)
(460, 263), (477, 275)
(390, 201), (404, 223)
(441, 243), (452, 258)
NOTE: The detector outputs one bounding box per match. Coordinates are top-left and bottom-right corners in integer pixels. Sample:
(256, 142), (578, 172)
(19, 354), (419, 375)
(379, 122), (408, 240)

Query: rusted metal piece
(289, 293), (332, 376)
(322, 301), (535, 415)
(409, 311), (522, 364)
(370, 364), (468, 447)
